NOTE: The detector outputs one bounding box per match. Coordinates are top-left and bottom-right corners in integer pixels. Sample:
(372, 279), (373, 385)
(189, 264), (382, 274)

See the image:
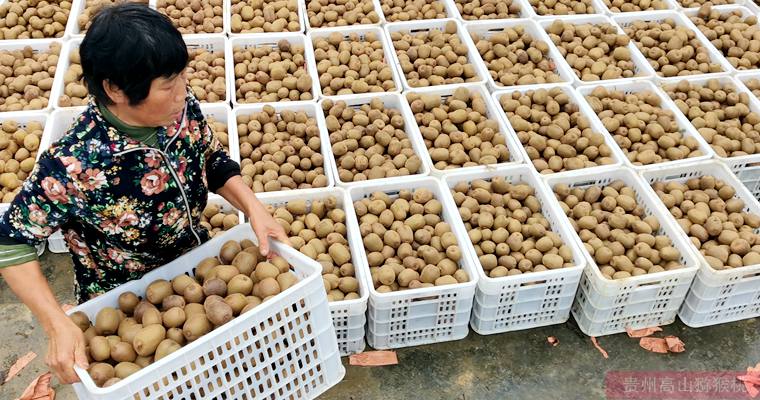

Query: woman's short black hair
(80, 3), (188, 106)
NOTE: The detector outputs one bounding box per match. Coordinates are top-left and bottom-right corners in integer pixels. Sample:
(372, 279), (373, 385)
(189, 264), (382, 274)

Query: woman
(0, 4), (289, 385)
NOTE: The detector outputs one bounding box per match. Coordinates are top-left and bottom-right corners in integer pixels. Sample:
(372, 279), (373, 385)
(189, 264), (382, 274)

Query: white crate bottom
(469, 268), (583, 335)
(580, 266), (692, 314)
(471, 294), (575, 334)
(688, 268), (760, 300)
(341, 337), (367, 356)
(367, 293), (473, 324)
(685, 289), (760, 315)
(722, 157), (760, 200)
(572, 302), (679, 338)
(48, 230), (69, 253)
(571, 281), (681, 337)
(685, 272), (760, 310)
(331, 309), (366, 356)
(678, 271), (760, 327)
(679, 294), (760, 328)
(366, 294), (473, 349)
(367, 321), (470, 350)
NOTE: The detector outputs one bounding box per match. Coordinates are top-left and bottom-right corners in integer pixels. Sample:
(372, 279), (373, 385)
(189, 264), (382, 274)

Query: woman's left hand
(249, 205), (291, 258)
(213, 175), (291, 257)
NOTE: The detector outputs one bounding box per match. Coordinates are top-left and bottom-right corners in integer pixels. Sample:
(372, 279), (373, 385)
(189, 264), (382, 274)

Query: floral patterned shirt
(0, 91), (240, 302)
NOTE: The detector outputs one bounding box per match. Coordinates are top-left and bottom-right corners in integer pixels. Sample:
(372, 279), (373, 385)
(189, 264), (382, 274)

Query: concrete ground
(1, 252), (758, 400)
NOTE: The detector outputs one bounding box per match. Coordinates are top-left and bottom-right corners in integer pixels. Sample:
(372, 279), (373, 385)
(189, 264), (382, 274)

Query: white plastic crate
(0, 111), (52, 238)
(536, 15), (655, 86)
(735, 69), (760, 98)
(227, 33), (319, 108)
(0, 204), (45, 256)
(543, 167), (700, 336)
(69, 224), (344, 399)
(720, 157), (760, 200)
(681, 271), (760, 312)
(640, 160), (760, 327)
(307, 25), (404, 99)
(594, 0), (678, 13)
(661, 74), (760, 195)
(739, 0), (760, 14)
(302, 0), (385, 30)
(570, 277), (683, 334)
(199, 102), (239, 163)
(347, 176), (478, 349)
(572, 264), (691, 319)
(184, 34), (231, 104)
(0, 110), (51, 164)
(65, 0), (98, 38)
(440, 164), (586, 335)
(383, 18), (486, 91)
(444, 0), (531, 20)
(728, 72), (760, 198)
(203, 193), (245, 236)
(50, 37), (84, 109)
(374, 0), (458, 23)
(445, 0), (534, 20)
(0, 39), (65, 114)
(491, 83), (627, 178)
(669, 0), (743, 10)
(64, 0), (155, 38)
(154, 0), (228, 36)
(403, 83), (524, 176)
(612, 11), (734, 83)
(678, 291), (760, 327)
(0, 0), (78, 40)
(681, 5), (760, 75)
(234, 101), (336, 191)
(46, 230), (68, 253)
(521, 0), (611, 19)
(225, 0), (307, 36)
(255, 187), (369, 356)
(316, 92), (432, 188)
(575, 80), (715, 170)
(462, 18), (577, 91)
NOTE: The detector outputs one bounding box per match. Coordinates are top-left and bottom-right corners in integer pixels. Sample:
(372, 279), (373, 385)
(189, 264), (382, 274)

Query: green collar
(97, 102), (159, 147)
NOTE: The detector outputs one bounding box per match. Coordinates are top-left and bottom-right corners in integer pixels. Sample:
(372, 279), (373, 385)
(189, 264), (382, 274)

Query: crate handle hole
(520, 280), (547, 287)
(741, 271), (760, 280)
(636, 281), (661, 288)
(572, 179), (598, 188)
(411, 295), (439, 302)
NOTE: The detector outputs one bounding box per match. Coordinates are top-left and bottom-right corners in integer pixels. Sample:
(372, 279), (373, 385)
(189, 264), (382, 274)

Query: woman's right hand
(1, 262), (89, 385)
(44, 315), (89, 384)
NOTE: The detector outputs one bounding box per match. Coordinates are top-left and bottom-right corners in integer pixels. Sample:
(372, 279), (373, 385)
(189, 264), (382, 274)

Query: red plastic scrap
(4, 352), (37, 383)
(16, 372), (55, 400)
(625, 326), (662, 338)
(349, 351), (398, 367)
(639, 337), (669, 354)
(590, 337), (609, 359)
(547, 336), (559, 347)
(738, 363), (760, 398)
(664, 336), (685, 353)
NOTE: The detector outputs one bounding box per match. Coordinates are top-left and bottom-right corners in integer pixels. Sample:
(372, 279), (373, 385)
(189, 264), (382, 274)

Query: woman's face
(122, 71), (188, 128)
